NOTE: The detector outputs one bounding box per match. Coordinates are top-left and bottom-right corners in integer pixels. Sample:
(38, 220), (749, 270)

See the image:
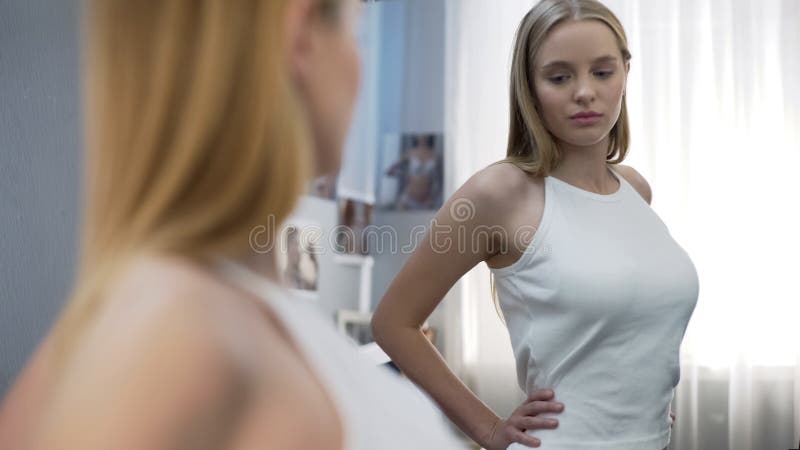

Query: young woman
(0, 1), (465, 449)
(372, 1), (698, 449)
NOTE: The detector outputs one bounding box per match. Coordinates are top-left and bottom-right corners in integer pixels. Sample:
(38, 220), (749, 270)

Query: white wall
(402, 0), (446, 133)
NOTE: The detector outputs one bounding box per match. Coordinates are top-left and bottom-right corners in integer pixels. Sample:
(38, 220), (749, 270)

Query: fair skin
(372, 19), (663, 450)
(292, 0), (362, 176)
(0, 0), (362, 449)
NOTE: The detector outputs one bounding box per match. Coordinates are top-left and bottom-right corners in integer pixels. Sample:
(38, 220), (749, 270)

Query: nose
(573, 75), (596, 105)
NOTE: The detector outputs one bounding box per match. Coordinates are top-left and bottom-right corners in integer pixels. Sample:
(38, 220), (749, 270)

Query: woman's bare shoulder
(613, 163), (652, 204)
(97, 253), (301, 383)
(108, 253), (244, 315)
(453, 161), (543, 224)
(28, 254), (320, 449)
(465, 161), (536, 195)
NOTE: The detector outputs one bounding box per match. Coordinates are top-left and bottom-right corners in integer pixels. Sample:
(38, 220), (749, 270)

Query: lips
(570, 111), (602, 119)
(569, 112), (603, 127)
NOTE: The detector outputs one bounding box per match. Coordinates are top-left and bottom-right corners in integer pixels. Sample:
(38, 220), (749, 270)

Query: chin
(559, 137), (605, 148)
(560, 129), (612, 146)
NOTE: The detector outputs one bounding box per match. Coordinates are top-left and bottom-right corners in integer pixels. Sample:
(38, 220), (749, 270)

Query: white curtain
(443, 1), (800, 449)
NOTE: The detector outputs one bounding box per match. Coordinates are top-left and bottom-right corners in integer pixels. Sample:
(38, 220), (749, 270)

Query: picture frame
(336, 197), (374, 256)
(277, 219), (322, 300)
(377, 132), (444, 211)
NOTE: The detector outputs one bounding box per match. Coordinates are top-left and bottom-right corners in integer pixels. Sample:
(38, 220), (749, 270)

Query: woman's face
(289, 0), (362, 177)
(532, 19), (629, 149)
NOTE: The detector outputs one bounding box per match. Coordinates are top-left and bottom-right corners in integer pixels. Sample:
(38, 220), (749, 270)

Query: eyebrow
(539, 55), (619, 71)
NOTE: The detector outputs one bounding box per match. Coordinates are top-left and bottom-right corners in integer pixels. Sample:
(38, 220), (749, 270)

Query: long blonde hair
(51, 0), (333, 369)
(493, 0), (633, 323)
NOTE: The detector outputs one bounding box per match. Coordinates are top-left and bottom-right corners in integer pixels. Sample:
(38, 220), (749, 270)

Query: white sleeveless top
(214, 259), (466, 450)
(489, 166), (699, 450)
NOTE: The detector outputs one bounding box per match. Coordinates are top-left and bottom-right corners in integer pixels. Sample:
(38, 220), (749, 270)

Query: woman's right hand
(482, 388), (564, 450)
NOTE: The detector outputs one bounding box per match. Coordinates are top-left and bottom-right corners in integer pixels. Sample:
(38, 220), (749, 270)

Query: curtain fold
(443, 1), (800, 448)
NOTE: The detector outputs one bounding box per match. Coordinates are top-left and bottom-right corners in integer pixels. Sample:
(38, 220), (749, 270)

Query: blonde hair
(51, 0), (336, 369)
(504, 0), (633, 176)
(493, 0), (633, 324)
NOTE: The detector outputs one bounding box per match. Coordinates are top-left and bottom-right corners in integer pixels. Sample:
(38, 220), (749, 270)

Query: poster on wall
(377, 133), (444, 211)
(336, 198), (374, 256)
(277, 220), (321, 299)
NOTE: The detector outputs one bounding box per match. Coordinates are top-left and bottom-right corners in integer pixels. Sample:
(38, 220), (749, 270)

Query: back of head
(54, 0), (315, 368)
(505, 0), (633, 177)
(81, 0), (311, 265)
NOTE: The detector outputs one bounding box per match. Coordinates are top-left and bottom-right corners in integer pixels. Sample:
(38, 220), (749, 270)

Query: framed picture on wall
(277, 220), (322, 300)
(336, 197), (374, 256)
(377, 132), (444, 211)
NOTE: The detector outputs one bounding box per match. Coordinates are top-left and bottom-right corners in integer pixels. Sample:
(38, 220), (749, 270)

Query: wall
(369, 0), (446, 307)
(0, 0), (82, 396)
(401, 0), (446, 132)
(367, 0), (455, 358)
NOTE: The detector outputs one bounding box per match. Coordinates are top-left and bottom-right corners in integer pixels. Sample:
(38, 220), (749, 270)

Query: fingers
(526, 388), (555, 402)
(513, 415), (559, 431)
(511, 430), (541, 448)
(505, 388), (562, 448)
(519, 399), (564, 417)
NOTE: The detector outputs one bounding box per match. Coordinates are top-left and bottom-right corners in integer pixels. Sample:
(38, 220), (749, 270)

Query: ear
(285, 0), (315, 82)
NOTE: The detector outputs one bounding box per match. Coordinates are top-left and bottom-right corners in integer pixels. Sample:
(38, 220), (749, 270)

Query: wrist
(477, 416), (502, 448)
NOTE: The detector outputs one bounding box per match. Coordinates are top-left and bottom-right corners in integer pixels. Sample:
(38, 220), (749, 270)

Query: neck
(550, 135), (617, 192)
(240, 251), (281, 282)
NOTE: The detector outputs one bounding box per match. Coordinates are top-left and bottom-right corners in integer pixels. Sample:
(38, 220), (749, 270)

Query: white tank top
(489, 165), (699, 450)
(214, 259), (467, 450)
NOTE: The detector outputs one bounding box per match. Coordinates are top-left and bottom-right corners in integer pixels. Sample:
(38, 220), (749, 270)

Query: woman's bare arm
(371, 163), (539, 448)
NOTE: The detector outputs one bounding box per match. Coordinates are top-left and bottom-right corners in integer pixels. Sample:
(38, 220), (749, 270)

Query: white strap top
(490, 166), (699, 450)
(213, 259), (466, 450)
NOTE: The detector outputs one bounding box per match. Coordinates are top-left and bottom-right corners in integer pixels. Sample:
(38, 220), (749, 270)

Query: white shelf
(333, 253), (374, 267)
